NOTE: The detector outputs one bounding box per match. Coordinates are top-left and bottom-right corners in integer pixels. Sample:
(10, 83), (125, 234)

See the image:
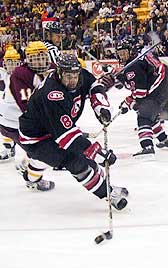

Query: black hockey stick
(95, 126), (113, 244)
(76, 44), (111, 72)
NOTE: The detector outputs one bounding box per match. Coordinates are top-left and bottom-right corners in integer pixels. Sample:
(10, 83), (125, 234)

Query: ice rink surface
(0, 88), (168, 268)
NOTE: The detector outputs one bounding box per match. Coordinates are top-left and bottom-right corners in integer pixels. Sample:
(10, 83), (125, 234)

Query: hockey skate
(111, 188), (128, 210)
(15, 159), (27, 175)
(0, 143), (16, 161)
(26, 179), (55, 191)
(23, 170), (55, 191)
(112, 185), (129, 198)
(133, 146), (155, 160)
(156, 138), (168, 149)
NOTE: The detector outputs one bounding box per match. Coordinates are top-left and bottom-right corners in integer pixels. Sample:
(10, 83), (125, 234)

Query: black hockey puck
(95, 231), (113, 244)
(95, 234), (105, 244)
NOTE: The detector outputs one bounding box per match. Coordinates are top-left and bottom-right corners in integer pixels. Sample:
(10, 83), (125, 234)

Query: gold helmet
(25, 41), (50, 73)
(25, 41), (48, 55)
(4, 46), (20, 60)
(3, 46), (21, 74)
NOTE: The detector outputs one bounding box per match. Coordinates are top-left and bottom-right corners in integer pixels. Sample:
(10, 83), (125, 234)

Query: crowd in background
(0, 0), (168, 60)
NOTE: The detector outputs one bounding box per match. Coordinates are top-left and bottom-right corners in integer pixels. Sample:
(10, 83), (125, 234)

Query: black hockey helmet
(116, 42), (130, 64)
(44, 21), (63, 46)
(45, 21), (61, 34)
(57, 54), (81, 92)
(57, 54), (81, 73)
(116, 37), (140, 64)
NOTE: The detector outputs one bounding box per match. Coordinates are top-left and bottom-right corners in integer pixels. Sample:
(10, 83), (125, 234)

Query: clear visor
(61, 71), (80, 91)
(26, 52), (50, 73)
(3, 59), (21, 74)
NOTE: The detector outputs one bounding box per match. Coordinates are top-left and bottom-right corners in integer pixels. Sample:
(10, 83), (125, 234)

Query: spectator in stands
(95, 0), (102, 11)
(85, 0), (95, 19)
(75, 5), (86, 26)
(115, 1), (123, 15)
(106, 2), (115, 17)
(73, 0), (81, 11)
(66, 3), (78, 20)
(67, 34), (77, 49)
(89, 42), (100, 59)
(83, 27), (93, 49)
(100, 31), (113, 48)
(61, 32), (70, 50)
(81, 0), (89, 15)
(98, 2), (111, 18)
(156, 25), (165, 41)
(161, 29), (168, 55)
(104, 49), (116, 59)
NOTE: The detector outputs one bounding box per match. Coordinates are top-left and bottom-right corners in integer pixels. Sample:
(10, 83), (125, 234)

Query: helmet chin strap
(62, 80), (77, 92)
(68, 88), (76, 93)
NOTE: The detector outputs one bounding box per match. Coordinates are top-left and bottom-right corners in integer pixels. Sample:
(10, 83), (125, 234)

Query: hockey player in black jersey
(19, 54), (129, 210)
(115, 43), (168, 158)
(43, 21), (62, 64)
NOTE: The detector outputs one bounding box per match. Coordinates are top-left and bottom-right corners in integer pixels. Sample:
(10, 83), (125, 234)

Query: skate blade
(0, 156), (15, 163)
(156, 146), (168, 150)
(133, 153), (155, 161)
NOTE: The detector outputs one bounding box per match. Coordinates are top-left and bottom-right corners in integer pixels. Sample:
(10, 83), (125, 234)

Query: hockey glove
(115, 80), (124, 90)
(101, 74), (115, 90)
(119, 96), (136, 114)
(102, 65), (109, 73)
(83, 142), (117, 166)
(99, 108), (111, 126)
(90, 93), (112, 126)
(99, 149), (117, 166)
(83, 142), (102, 160)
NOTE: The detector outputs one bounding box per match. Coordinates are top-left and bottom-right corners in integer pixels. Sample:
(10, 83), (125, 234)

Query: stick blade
(94, 231), (113, 244)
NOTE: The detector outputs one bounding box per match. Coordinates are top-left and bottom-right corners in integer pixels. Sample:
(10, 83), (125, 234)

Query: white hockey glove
(90, 93), (112, 126)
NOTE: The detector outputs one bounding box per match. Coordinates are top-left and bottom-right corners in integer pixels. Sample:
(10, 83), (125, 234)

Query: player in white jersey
(0, 46), (21, 160)
(43, 21), (62, 64)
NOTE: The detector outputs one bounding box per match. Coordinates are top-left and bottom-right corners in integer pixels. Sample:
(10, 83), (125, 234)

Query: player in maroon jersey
(0, 41), (56, 191)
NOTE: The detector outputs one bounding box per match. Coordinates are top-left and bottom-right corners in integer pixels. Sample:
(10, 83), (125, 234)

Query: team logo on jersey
(126, 71), (135, 80)
(47, 91), (64, 101)
(71, 95), (81, 117)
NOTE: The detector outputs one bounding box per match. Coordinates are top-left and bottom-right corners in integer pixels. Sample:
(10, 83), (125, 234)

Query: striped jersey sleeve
(43, 41), (61, 64)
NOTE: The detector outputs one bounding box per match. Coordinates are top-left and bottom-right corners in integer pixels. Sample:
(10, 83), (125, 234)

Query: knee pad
(137, 116), (152, 127)
(64, 153), (108, 199)
(72, 160), (107, 198)
(138, 99), (160, 123)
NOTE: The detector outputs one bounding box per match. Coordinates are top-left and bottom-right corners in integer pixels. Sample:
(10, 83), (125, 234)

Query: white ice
(0, 88), (168, 268)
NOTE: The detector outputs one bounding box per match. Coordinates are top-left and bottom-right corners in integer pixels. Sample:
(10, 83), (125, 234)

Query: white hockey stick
(94, 126), (113, 244)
